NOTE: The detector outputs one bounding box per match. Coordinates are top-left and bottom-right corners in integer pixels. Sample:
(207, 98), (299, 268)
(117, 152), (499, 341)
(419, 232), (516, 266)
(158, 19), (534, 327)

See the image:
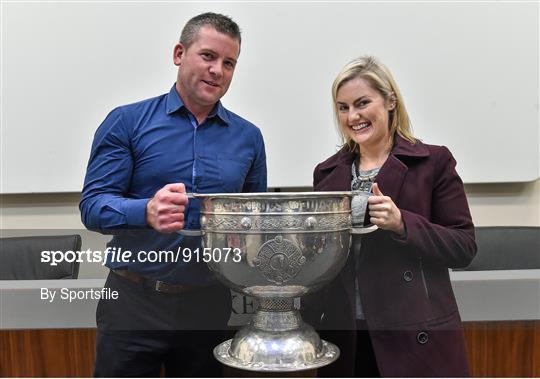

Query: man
(80, 12), (267, 377)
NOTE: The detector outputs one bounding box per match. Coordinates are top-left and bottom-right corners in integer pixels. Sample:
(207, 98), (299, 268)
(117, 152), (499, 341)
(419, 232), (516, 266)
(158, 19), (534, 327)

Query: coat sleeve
(313, 163), (324, 189)
(395, 146), (477, 268)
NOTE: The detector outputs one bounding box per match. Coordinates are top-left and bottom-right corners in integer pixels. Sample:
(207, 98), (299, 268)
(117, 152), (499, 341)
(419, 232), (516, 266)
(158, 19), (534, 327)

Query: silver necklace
(351, 161), (380, 192)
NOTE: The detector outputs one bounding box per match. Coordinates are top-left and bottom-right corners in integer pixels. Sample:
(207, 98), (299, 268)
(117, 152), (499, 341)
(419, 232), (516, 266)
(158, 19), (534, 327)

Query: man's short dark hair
(180, 12), (241, 49)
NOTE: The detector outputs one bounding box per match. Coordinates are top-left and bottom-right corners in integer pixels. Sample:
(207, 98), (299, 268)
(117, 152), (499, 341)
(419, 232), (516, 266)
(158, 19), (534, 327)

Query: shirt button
(403, 270), (413, 282)
(417, 331), (429, 344)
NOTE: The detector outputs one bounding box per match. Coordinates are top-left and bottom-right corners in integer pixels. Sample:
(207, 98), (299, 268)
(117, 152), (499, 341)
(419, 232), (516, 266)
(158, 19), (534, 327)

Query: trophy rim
(193, 191), (357, 199)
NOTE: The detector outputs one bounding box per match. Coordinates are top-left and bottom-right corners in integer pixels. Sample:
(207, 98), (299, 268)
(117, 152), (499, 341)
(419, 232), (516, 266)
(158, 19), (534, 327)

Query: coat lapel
(314, 135), (430, 202)
(314, 149), (355, 191)
(375, 155), (408, 202)
(375, 135), (430, 202)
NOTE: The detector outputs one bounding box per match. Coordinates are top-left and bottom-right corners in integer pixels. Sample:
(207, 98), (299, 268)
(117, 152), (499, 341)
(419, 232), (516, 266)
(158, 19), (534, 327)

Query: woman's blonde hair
(332, 56), (416, 153)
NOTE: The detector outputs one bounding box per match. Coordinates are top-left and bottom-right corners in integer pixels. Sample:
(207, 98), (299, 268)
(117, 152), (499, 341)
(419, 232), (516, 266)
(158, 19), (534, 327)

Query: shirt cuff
(124, 198), (150, 227)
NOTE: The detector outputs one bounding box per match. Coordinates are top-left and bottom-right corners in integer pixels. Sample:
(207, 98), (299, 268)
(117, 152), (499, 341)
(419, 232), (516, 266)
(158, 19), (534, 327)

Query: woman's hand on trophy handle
(368, 183), (405, 235)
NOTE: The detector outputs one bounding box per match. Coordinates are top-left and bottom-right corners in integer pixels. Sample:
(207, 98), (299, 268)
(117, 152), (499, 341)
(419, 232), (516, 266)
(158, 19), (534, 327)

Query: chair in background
(462, 226), (540, 271)
(0, 235), (82, 279)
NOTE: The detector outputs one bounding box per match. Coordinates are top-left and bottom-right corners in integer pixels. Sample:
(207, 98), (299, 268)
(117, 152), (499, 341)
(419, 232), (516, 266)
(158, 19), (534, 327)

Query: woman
(303, 56), (477, 377)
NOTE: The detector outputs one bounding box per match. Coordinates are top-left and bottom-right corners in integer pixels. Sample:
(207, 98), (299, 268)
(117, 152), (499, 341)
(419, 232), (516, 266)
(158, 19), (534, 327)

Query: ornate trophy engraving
(254, 235), (306, 285)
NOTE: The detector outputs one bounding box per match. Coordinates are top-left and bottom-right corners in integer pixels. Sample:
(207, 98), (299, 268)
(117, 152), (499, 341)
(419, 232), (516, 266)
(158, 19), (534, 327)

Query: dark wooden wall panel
(464, 321), (540, 377)
(1, 321), (538, 377)
(0, 329), (95, 377)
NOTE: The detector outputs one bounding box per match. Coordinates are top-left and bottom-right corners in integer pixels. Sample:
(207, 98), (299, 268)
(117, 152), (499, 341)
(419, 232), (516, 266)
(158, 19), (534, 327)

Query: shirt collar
(166, 84), (230, 126)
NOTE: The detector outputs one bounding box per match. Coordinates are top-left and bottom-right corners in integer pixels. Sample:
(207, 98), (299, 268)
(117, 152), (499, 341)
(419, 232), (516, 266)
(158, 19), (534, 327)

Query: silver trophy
(188, 191), (376, 372)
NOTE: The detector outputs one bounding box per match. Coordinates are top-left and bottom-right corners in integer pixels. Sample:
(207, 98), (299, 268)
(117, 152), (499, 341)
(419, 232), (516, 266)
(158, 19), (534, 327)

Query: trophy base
(213, 325), (339, 372)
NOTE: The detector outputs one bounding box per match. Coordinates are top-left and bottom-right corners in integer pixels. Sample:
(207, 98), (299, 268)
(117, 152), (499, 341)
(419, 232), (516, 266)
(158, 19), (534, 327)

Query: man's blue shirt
(80, 85), (267, 284)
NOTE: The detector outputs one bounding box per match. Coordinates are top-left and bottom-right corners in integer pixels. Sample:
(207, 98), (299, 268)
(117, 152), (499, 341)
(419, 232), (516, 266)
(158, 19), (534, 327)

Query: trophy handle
(176, 193), (204, 236)
(350, 224), (378, 234)
(177, 229), (203, 237)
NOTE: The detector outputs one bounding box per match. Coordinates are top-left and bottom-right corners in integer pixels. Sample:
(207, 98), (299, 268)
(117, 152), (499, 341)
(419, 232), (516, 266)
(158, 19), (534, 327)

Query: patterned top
(351, 161), (380, 192)
(351, 161), (380, 320)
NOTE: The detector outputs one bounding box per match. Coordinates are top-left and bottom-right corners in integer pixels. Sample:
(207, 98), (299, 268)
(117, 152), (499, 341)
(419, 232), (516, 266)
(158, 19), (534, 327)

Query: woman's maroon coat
(303, 135), (477, 377)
